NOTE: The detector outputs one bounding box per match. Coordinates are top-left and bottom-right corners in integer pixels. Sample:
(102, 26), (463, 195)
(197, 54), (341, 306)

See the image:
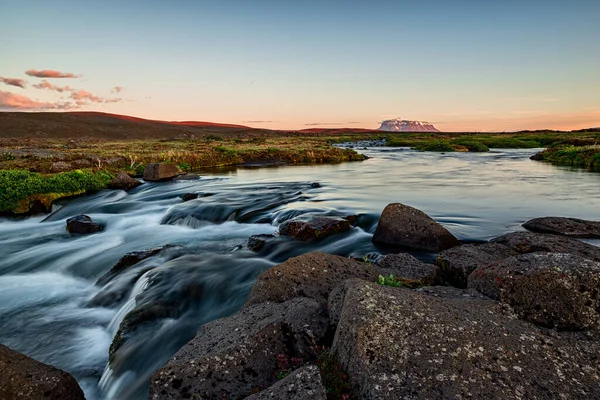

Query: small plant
(274, 353), (304, 380)
(1, 152), (16, 161)
(377, 274), (403, 287)
(204, 134), (223, 141)
(315, 348), (352, 399)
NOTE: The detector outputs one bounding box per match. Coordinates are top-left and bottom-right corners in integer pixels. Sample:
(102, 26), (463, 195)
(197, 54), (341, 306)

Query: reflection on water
(0, 148), (598, 399)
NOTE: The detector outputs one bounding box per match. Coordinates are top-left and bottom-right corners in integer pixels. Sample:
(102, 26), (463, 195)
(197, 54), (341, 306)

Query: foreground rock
(468, 253), (600, 330)
(107, 171), (142, 190)
(143, 163), (179, 181)
(436, 243), (518, 287)
(376, 253), (441, 287)
(279, 215), (351, 242)
(491, 231), (600, 261)
(181, 193), (198, 202)
(247, 234), (277, 252)
(372, 203), (460, 252)
(66, 214), (104, 234)
(150, 298), (328, 400)
(0, 344), (85, 400)
(523, 216), (600, 238)
(244, 252), (377, 307)
(331, 280), (600, 399)
(245, 365), (326, 400)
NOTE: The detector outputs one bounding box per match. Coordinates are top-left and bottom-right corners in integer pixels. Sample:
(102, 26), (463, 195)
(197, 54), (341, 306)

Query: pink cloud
(32, 80), (73, 92)
(0, 76), (27, 89)
(112, 86), (124, 93)
(0, 90), (63, 110)
(25, 69), (81, 78)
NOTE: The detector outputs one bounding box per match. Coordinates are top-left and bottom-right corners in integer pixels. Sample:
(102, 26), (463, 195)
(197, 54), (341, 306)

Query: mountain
(378, 118), (439, 132)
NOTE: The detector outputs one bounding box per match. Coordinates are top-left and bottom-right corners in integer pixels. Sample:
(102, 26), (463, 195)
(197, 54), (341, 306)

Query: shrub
(413, 141), (454, 152)
(450, 140), (489, 152)
(377, 274), (404, 287)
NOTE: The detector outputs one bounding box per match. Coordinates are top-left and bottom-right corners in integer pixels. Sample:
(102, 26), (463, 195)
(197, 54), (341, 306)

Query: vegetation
(316, 349), (352, 400)
(533, 144), (600, 169)
(413, 141), (455, 152)
(0, 169), (112, 213)
(377, 274), (404, 288)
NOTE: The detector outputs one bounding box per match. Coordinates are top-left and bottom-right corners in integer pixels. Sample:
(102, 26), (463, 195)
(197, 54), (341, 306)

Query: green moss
(413, 141), (455, 152)
(449, 139), (489, 152)
(532, 145), (600, 168)
(0, 169), (112, 213)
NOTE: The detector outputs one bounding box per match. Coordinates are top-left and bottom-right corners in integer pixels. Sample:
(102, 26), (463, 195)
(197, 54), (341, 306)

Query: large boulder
(143, 163), (179, 181)
(245, 365), (327, 400)
(376, 253), (441, 287)
(0, 344), (85, 400)
(244, 252), (377, 307)
(279, 215), (351, 242)
(107, 171), (142, 190)
(372, 203), (460, 252)
(66, 214), (104, 234)
(523, 217), (600, 238)
(331, 280), (600, 399)
(149, 298), (328, 400)
(436, 243), (519, 288)
(491, 231), (600, 261)
(468, 252), (600, 330)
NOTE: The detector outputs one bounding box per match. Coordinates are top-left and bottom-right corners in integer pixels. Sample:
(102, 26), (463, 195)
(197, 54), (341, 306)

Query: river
(0, 147), (599, 399)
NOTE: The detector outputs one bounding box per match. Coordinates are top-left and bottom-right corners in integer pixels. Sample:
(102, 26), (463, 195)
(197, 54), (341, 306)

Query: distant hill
(378, 118), (440, 132)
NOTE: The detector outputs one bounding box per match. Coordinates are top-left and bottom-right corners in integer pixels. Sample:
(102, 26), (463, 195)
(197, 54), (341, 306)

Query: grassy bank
(532, 144), (600, 169)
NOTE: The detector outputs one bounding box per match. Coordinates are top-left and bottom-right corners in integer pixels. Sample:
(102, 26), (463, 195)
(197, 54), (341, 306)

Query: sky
(1, 0), (599, 131)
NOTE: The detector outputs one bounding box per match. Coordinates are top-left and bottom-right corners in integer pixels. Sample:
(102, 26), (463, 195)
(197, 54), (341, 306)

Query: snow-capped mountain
(378, 118), (440, 132)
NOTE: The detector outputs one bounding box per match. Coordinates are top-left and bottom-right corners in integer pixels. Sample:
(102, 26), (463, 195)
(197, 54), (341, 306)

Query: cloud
(304, 121), (362, 126)
(25, 69), (81, 78)
(0, 76), (27, 88)
(111, 86), (124, 93)
(32, 80), (72, 92)
(0, 90), (66, 110)
(69, 89), (123, 106)
(243, 120), (273, 123)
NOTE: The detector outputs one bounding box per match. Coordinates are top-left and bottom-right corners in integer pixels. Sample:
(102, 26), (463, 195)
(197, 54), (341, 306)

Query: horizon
(1, 0), (599, 131)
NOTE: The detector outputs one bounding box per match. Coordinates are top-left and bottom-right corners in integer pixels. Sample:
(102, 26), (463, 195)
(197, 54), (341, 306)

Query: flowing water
(1, 147), (599, 399)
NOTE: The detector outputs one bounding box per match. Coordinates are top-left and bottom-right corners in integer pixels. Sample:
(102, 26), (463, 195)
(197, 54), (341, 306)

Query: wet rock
(149, 298), (328, 400)
(246, 365), (326, 400)
(372, 203), (460, 252)
(376, 253), (441, 287)
(245, 252), (377, 308)
(181, 193), (198, 202)
(66, 214), (104, 234)
(523, 216), (600, 238)
(310, 182), (321, 188)
(173, 173), (200, 181)
(0, 344), (85, 400)
(468, 252), (600, 330)
(491, 231), (600, 261)
(279, 215), (351, 242)
(332, 279), (600, 399)
(107, 171), (142, 190)
(436, 243), (519, 288)
(143, 163), (179, 181)
(96, 245), (178, 286)
(247, 234), (276, 252)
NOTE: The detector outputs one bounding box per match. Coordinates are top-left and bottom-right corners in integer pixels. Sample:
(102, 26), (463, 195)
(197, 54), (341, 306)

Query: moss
(413, 141), (455, 152)
(533, 145), (600, 168)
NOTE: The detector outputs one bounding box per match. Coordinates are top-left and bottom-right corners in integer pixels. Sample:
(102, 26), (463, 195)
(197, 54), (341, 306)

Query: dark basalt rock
(523, 216), (600, 238)
(436, 243), (519, 288)
(149, 298), (328, 400)
(0, 344), (85, 400)
(143, 163), (179, 181)
(491, 231), (600, 261)
(372, 203), (460, 252)
(468, 252), (600, 330)
(331, 279), (600, 399)
(376, 252), (441, 287)
(245, 364), (327, 400)
(108, 171), (142, 190)
(173, 173), (200, 181)
(181, 193), (198, 202)
(66, 214), (104, 234)
(279, 215), (351, 242)
(247, 234), (276, 252)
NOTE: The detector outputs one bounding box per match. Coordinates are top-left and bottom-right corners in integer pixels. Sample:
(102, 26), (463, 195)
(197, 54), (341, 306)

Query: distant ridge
(378, 118), (439, 132)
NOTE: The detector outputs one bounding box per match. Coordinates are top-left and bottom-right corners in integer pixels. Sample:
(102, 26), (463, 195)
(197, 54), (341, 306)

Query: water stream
(1, 147), (599, 399)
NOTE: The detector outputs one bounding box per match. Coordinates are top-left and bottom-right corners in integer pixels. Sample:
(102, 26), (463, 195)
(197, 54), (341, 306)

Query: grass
(0, 169), (113, 213)
(533, 144), (600, 169)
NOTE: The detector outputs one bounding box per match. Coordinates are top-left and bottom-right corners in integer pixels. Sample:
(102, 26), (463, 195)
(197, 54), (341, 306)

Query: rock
(244, 252), (377, 308)
(468, 252), (600, 330)
(51, 161), (72, 172)
(107, 171), (142, 190)
(247, 234), (276, 252)
(310, 182), (321, 188)
(376, 253), (441, 287)
(149, 298), (328, 400)
(372, 203), (460, 252)
(491, 231), (600, 261)
(143, 163), (179, 181)
(523, 217), (600, 238)
(174, 173), (200, 181)
(181, 193), (198, 202)
(66, 214), (104, 234)
(71, 159), (93, 168)
(332, 279), (600, 399)
(245, 365), (326, 400)
(0, 344), (85, 400)
(279, 215), (351, 242)
(436, 243), (519, 288)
